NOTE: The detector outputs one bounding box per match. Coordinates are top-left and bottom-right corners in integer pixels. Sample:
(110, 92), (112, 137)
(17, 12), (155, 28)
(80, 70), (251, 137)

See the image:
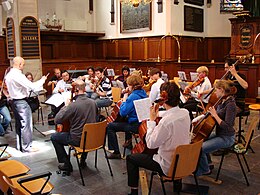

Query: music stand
(28, 90), (46, 137)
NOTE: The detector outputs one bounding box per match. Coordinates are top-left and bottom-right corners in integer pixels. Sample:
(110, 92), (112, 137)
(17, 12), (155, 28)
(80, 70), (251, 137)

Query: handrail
(157, 33), (181, 63)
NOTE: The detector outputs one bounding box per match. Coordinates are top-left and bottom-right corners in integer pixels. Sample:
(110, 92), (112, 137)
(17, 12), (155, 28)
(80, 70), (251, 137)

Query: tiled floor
(0, 105), (260, 195)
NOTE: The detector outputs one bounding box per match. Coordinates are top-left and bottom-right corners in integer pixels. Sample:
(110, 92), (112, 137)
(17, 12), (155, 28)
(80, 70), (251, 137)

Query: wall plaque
(184, 0), (204, 6)
(239, 24), (253, 48)
(20, 16), (40, 59)
(6, 17), (16, 59)
(184, 5), (203, 32)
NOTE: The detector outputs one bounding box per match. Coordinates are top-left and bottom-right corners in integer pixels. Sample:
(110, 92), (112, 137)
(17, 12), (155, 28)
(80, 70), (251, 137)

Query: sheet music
(133, 98), (151, 122)
(129, 68), (136, 74)
(116, 80), (125, 89)
(178, 81), (189, 91)
(44, 91), (71, 107)
(111, 80), (118, 87)
(177, 71), (187, 81)
(190, 72), (198, 82)
(107, 69), (115, 76)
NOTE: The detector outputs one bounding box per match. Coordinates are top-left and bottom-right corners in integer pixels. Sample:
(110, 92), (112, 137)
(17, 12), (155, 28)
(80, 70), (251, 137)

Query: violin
(183, 77), (204, 95)
(92, 67), (107, 92)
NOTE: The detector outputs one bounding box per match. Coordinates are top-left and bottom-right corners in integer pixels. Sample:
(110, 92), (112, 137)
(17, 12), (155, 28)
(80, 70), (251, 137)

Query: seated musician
(106, 75), (147, 159)
(94, 67), (113, 108)
(115, 65), (130, 89)
(53, 70), (71, 94)
(148, 68), (164, 103)
(51, 79), (98, 172)
(47, 68), (61, 87)
(25, 72), (40, 112)
(181, 66), (212, 120)
(224, 59), (248, 113)
(0, 81), (11, 136)
(126, 81), (190, 195)
(82, 66), (99, 100)
(195, 80), (236, 176)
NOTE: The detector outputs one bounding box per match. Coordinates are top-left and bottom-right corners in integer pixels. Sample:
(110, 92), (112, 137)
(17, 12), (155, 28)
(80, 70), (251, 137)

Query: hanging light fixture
(120, 0), (153, 8)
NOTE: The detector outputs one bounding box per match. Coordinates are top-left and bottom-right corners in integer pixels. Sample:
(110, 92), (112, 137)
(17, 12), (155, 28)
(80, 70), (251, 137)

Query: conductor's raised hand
(42, 73), (49, 82)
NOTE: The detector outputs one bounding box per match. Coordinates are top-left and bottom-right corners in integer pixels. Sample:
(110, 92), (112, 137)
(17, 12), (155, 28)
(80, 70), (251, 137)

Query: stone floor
(0, 104), (260, 195)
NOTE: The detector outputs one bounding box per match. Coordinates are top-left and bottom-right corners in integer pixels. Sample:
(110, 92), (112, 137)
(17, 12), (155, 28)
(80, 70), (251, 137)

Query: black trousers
(182, 99), (206, 120)
(126, 153), (164, 187)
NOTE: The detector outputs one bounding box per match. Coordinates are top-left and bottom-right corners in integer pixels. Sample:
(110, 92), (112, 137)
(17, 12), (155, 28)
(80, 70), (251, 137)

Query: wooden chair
(111, 87), (122, 103)
(2, 171), (54, 195)
(0, 160), (30, 193)
(69, 120), (113, 186)
(149, 140), (203, 195)
(215, 117), (258, 186)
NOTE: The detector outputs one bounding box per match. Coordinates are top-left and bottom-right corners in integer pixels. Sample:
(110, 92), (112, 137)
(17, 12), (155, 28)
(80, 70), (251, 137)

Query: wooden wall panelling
(132, 38), (145, 60)
(207, 38), (231, 62)
(147, 37), (160, 60)
(0, 36), (8, 64)
(106, 40), (117, 59)
(41, 44), (53, 59)
(117, 39), (129, 59)
(181, 37), (198, 61)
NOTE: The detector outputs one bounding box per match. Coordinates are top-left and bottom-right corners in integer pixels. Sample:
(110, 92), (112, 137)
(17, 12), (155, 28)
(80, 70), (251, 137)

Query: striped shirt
(99, 76), (113, 101)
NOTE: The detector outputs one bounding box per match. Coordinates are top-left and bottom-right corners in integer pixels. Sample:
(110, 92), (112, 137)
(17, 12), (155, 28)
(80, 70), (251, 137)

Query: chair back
(0, 160), (30, 193)
(244, 117), (258, 150)
(167, 140), (203, 179)
(112, 87), (122, 103)
(2, 176), (25, 195)
(80, 120), (107, 151)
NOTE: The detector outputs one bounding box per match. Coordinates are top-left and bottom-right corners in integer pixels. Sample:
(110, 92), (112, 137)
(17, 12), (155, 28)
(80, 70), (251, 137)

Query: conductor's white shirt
(5, 68), (45, 100)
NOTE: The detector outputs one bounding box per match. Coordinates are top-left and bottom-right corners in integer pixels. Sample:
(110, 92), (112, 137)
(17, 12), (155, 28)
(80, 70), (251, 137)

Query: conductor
(5, 56), (48, 152)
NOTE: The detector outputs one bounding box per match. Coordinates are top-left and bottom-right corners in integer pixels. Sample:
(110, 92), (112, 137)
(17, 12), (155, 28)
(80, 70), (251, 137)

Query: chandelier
(120, 0), (153, 8)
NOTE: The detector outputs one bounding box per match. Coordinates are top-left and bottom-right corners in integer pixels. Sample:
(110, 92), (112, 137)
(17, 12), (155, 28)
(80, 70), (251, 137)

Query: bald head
(74, 79), (86, 93)
(13, 56), (25, 70)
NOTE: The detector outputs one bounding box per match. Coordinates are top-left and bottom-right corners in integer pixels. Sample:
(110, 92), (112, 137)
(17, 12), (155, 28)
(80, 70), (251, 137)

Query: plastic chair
(149, 140), (203, 195)
(215, 117), (258, 186)
(69, 120), (113, 186)
(2, 171), (53, 195)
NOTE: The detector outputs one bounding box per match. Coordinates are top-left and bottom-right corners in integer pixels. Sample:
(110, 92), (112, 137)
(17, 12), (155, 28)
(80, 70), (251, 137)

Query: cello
(191, 85), (237, 143)
(131, 91), (168, 155)
(56, 82), (76, 133)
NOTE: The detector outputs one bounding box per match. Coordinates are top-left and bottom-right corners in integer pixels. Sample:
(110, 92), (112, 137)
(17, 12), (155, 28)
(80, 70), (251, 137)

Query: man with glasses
(224, 59), (248, 112)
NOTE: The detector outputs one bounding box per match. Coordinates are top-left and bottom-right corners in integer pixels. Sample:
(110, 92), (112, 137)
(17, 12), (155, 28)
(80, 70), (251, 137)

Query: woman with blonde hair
(106, 75), (147, 159)
(195, 79), (237, 176)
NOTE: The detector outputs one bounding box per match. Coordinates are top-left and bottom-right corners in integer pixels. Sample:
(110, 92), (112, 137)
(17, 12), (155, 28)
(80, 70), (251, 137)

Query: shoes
(23, 147), (39, 153)
(107, 153), (121, 159)
(58, 164), (73, 172)
(202, 170), (212, 176)
(209, 164), (214, 170)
